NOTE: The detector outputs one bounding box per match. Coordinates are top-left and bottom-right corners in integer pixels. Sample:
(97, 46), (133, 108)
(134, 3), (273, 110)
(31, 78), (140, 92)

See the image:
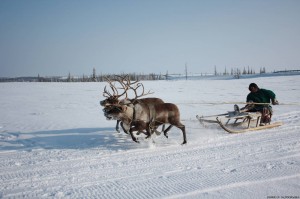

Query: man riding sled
(241, 83), (279, 126)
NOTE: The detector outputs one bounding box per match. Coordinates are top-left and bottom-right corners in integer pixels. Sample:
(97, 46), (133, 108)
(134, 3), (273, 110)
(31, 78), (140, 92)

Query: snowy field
(0, 75), (300, 198)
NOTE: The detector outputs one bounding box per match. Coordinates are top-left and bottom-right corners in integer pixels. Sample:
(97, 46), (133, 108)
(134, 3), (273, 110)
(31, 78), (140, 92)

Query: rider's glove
(241, 101), (254, 111)
(272, 99), (279, 105)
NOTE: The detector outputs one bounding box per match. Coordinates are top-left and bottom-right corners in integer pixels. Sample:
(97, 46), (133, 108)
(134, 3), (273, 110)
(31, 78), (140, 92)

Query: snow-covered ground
(0, 75), (299, 198)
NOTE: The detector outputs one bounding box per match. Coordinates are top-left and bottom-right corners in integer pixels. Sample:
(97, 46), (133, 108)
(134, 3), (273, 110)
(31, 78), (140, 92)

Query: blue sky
(0, 0), (299, 77)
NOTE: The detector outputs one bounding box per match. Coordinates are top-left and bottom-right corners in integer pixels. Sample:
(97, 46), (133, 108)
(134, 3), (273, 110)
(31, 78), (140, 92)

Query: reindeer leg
(145, 124), (153, 139)
(128, 126), (139, 143)
(152, 124), (163, 136)
(120, 122), (128, 134)
(152, 128), (161, 136)
(145, 131), (151, 139)
(116, 120), (121, 133)
(162, 125), (173, 138)
(161, 124), (165, 132)
(145, 121), (156, 139)
(146, 126), (156, 143)
(177, 124), (187, 145)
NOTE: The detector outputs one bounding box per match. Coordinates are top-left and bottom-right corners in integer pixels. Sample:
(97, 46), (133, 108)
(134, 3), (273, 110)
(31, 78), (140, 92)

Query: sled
(196, 106), (283, 134)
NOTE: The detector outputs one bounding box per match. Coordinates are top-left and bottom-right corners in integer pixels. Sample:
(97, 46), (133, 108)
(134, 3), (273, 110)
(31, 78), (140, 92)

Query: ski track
(1, 115), (300, 199)
(1, 77), (300, 198)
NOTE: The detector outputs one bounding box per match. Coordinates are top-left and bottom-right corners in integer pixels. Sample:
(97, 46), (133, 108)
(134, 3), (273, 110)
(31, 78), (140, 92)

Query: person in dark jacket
(241, 83), (279, 125)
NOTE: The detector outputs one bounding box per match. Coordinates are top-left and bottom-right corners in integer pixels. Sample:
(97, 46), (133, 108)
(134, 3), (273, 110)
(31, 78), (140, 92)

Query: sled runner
(196, 105), (283, 134)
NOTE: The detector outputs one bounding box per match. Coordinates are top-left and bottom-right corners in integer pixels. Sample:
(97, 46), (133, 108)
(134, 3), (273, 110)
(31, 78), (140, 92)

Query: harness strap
(132, 106), (136, 122)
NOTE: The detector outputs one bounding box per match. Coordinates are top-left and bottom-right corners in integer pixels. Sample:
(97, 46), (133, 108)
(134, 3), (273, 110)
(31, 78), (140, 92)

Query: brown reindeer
(102, 97), (166, 135)
(104, 102), (151, 142)
(100, 76), (166, 135)
(102, 78), (187, 145)
(104, 101), (187, 145)
(100, 79), (128, 133)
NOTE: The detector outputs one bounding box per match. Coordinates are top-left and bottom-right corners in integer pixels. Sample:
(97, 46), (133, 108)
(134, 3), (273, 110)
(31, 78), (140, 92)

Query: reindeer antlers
(130, 82), (154, 100)
(102, 76), (128, 98)
(117, 75), (154, 100)
(102, 75), (153, 100)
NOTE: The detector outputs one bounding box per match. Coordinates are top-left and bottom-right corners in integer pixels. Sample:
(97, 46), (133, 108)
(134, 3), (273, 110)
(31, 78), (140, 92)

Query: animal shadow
(0, 128), (146, 151)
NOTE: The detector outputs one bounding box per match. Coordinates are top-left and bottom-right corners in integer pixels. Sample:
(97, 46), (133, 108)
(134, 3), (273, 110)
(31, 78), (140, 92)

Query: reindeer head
(102, 105), (123, 120)
(100, 96), (119, 107)
(100, 76), (129, 107)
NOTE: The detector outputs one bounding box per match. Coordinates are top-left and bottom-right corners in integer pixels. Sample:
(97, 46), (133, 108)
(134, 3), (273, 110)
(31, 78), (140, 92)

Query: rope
(177, 102), (300, 106)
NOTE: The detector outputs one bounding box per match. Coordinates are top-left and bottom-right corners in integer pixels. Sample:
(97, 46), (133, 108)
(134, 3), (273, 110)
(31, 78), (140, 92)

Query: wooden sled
(196, 110), (283, 134)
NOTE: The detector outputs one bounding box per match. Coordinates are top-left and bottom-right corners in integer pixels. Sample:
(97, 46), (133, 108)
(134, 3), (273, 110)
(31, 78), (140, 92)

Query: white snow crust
(0, 75), (299, 198)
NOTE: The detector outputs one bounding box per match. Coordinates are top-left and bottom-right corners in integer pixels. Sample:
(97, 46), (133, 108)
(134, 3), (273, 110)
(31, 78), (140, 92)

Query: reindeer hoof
(181, 141), (187, 145)
(133, 138), (139, 143)
(164, 133), (168, 139)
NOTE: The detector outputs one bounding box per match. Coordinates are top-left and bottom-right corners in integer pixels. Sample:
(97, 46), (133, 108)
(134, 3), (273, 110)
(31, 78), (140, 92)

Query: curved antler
(130, 82), (154, 100)
(103, 74), (153, 100)
(103, 85), (113, 97)
(103, 75), (129, 99)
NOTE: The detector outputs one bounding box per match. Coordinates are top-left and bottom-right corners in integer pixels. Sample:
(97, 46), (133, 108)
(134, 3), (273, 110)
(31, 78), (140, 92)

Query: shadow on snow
(0, 127), (146, 151)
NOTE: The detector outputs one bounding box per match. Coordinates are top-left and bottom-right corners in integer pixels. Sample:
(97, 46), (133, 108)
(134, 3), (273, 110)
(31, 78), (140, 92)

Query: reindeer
(102, 97), (166, 136)
(100, 79), (128, 133)
(104, 101), (152, 141)
(102, 78), (187, 145)
(105, 100), (187, 145)
(100, 76), (166, 136)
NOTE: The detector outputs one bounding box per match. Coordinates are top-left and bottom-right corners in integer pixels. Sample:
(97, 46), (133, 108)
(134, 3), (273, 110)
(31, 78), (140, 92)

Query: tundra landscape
(0, 74), (300, 198)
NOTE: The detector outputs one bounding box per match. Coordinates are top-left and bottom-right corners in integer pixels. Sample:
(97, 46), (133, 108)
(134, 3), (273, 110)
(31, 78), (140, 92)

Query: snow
(0, 75), (300, 198)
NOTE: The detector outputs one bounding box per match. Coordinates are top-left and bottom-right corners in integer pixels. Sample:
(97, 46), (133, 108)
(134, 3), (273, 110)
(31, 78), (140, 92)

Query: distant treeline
(273, 69), (300, 73)
(0, 73), (166, 82)
(0, 68), (299, 82)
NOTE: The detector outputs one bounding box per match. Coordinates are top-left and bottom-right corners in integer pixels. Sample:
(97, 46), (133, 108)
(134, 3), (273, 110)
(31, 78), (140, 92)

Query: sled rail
(197, 111), (283, 134)
(216, 117), (283, 134)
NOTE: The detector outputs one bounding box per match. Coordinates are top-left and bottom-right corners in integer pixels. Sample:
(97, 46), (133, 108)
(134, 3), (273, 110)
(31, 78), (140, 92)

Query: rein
(177, 102), (300, 106)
